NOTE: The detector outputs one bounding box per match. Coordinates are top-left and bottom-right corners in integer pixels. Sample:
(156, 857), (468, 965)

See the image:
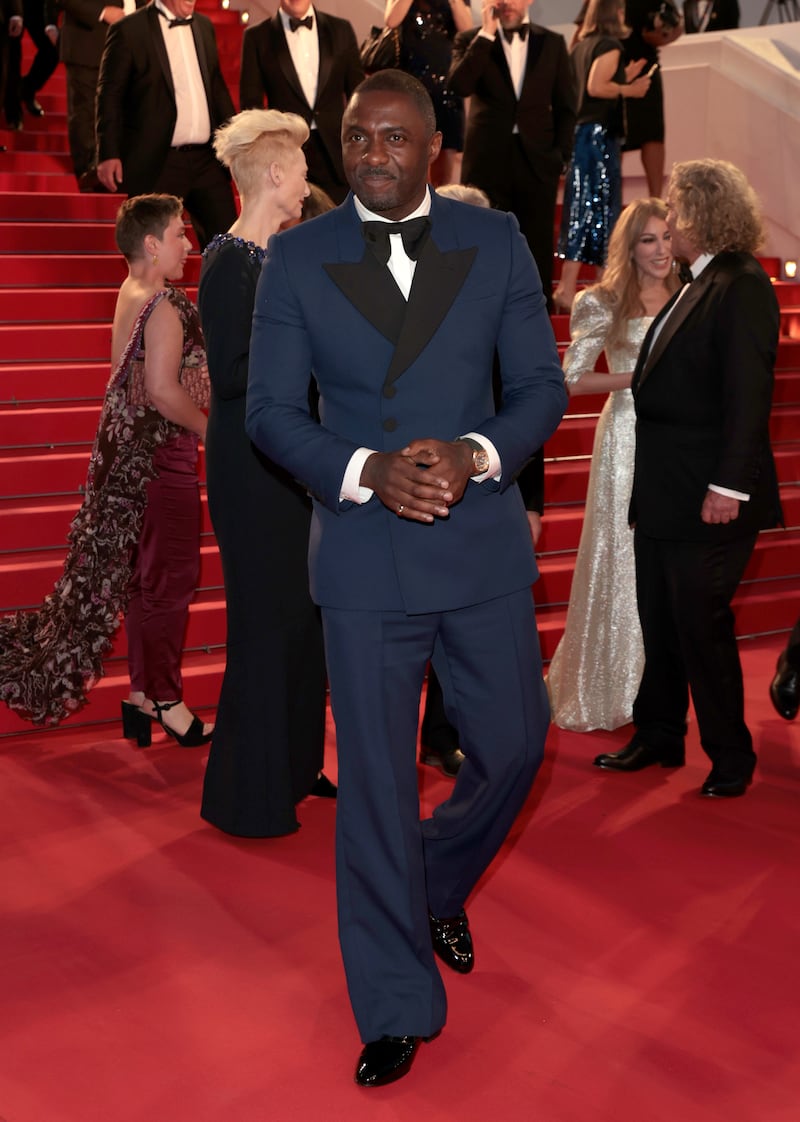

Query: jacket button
(383, 418), (397, 432)
(383, 385), (396, 399)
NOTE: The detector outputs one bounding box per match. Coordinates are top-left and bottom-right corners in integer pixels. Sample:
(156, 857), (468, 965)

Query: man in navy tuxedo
(246, 70), (566, 1086)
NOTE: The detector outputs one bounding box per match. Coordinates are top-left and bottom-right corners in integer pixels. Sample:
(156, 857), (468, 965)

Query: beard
(351, 169), (403, 214)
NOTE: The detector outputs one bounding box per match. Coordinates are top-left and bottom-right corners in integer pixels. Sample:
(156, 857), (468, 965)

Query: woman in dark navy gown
(198, 109), (333, 838)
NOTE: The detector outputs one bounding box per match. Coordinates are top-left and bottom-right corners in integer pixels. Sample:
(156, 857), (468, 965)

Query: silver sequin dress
(547, 288), (652, 731)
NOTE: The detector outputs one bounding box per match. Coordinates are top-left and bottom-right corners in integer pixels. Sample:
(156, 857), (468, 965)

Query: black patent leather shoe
(429, 908), (473, 973)
(593, 739), (685, 772)
(355, 1035), (421, 1087)
(419, 743), (465, 777)
(701, 771), (752, 798)
(769, 651), (799, 721)
(23, 96), (44, 117)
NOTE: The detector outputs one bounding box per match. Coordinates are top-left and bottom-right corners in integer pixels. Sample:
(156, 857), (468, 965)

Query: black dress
(622, 0), (665, 150)
(198, 234), (326, 837)
(400, 0), (469, 151)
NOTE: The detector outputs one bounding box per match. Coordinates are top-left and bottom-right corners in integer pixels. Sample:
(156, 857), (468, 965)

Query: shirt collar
(353, 186), (432, 224)
(690, 252), (715, 279)
(279, 4), (315, 30)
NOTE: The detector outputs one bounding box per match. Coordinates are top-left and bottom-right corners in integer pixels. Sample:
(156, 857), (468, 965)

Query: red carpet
(1, 636), (799, 1122)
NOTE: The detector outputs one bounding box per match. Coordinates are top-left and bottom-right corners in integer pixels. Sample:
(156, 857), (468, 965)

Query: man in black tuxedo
(239, 0), (363, 204)
(595, 159), (782, 798)
(58, 0), (138, 185)
(96, 0), (236, 248)
(448, 0), (576, 310)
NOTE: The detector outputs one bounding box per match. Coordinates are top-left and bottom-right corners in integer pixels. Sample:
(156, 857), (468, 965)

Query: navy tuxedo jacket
(96, 4), (234, 195)
(630, 251), (782, 543)
(246, 193), (567, 614)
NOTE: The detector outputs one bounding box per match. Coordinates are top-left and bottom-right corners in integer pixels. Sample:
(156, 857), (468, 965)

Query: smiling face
(632, 216), (673, 283)
(162, 0), (195, 19)
(149, 213), (192, 279)
(341, 90), (442, 220)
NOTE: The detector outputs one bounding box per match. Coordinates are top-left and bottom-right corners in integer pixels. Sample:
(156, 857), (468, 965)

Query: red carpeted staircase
(1, 6), (799, 738)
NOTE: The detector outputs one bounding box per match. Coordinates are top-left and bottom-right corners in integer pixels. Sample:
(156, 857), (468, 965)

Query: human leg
(322, 605), (447, 1044)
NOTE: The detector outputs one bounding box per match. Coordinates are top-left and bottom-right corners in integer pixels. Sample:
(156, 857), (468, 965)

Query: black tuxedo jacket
(239, 11), (363, 184)
(630, 251), (782, 543)
(57, 0), (138, 68)
(684, 0), (740, 33)
(449, 25), (576, 192)
(96, 3), (234, 195)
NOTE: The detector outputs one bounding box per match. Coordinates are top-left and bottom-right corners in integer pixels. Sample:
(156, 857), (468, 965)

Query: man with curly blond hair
(593, 159), (782, 798)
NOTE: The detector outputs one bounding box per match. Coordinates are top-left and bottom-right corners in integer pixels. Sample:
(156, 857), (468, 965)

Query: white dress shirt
(154, 0), (211, 146)
(279, 5), (319, 122)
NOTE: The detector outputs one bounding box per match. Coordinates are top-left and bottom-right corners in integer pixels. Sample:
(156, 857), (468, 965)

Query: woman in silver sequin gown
(384, 0), (473, 183)
(547, 198), (680, 731)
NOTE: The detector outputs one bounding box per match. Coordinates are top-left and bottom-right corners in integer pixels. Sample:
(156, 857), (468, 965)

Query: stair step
(1, 361), (108, 403)
(0, 444), (207, 495)
(0, 541), (223, 609)
(0, 254), (200, 286)
(0, 286), (198, 323)
(0, 325), (112, 365)
(0, 648), (223, 737)
(0, 191), (123, 221)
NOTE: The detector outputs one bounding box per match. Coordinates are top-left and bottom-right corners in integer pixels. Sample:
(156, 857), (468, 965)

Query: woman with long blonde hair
(547, 197), (680, 731)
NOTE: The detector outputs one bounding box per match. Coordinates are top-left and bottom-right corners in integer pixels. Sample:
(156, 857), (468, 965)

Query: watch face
(474, 449), (490, 474)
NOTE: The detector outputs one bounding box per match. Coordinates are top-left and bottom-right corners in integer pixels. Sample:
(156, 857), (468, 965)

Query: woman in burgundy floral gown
(0, 194), (213, 748)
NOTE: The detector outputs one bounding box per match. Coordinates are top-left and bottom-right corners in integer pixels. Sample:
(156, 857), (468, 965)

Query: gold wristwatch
(458, 437), (490, 476)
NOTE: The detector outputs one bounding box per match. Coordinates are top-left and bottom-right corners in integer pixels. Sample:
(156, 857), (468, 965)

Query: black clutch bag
(359, 25), (402, 73)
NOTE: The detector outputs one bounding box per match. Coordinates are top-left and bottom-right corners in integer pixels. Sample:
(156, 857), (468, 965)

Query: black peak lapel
(384, 236), (477, 391)
(637, 271), (712, 389)
(324, 250), (407, 344)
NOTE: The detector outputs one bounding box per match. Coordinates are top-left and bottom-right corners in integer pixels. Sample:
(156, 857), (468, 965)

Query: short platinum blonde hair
(668, 159), (764, 255)
(436, 183), (491, 208)
(213, 109), (310, 197)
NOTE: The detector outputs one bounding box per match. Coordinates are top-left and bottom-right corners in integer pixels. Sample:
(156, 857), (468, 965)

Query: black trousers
(632, 528), (757, 780)
(303, 129), (347, 205)
(476, 138), (560, 311)
(151, 145), (237, 251)
(65, 63), (99, 179)
(4, 0), (59, 121)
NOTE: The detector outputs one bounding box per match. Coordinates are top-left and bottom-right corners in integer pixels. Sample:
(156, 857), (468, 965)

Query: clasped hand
(361, 438), (475, 523)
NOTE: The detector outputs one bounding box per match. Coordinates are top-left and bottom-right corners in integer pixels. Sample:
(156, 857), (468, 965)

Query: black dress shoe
(419, 743), (465, 777)
(769, 651), (799, 721)
(23, 96), (45, 117)
(701, 771), (752, 798)
(594, 739), (685, 772)
(429, 908), (473, 973)
(309, 772), (337, 798)
(355, 1035), (421, 1086)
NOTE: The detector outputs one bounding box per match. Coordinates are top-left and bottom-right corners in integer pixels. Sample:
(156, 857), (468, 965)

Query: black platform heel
(152, 700), (213, 748)
(121, 700), (152, 748)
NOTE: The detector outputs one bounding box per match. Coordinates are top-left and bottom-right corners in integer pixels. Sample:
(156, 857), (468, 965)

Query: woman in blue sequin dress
(384, 0), (473, 183)
(554, 0), (651, 312)
(198, 109), (334, 837)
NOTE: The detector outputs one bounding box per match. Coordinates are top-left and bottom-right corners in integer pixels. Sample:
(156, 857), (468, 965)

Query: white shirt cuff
(709, 483), (749, 502)
(341, 447), (377, 504)
(462, 431), (502, 483)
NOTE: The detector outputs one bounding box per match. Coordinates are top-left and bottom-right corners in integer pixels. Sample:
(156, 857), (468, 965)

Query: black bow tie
(289, 15), (313, 31)
(158, 9), (193, 27)
(362, 217), (431, 265)
(502, 24), (528, 42)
